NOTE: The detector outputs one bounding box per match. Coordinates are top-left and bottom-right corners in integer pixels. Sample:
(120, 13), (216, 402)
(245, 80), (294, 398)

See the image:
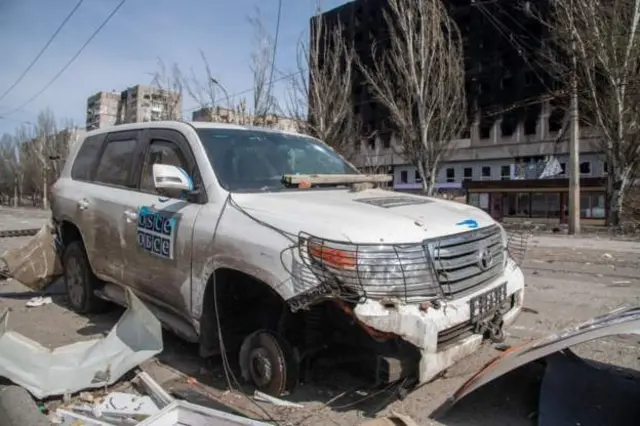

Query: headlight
(304, 237), (439, 300)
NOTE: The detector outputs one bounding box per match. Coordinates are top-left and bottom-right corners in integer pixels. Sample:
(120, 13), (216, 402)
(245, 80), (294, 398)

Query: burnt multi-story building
(315, 0), (608, 224)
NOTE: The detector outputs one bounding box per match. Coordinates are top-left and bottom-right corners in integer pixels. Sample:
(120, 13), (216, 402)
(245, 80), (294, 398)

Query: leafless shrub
(248, 6), (278, 124)
(286, 9), (365, 160)
(150, 58), (184, 120)
(358, 0), (467, 195)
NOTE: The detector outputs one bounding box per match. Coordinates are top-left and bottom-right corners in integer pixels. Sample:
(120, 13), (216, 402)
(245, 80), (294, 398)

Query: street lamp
(209, 78), (231, 109)
(210, 77), (237, 124)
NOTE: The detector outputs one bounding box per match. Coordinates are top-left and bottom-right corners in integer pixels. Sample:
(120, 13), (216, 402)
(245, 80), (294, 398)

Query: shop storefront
(463, 178), (607, 226)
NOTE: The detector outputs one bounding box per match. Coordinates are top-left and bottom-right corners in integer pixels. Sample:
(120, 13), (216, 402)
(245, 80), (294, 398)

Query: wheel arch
(198, 266), (291, 358)
(56, 219), (99, 273)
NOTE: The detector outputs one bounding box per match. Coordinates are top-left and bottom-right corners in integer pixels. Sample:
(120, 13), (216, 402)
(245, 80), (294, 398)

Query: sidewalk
(528, 234), (640, 254)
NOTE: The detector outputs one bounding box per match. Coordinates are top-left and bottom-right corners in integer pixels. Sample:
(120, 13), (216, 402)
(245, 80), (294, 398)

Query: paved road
(1, 206), (639, 425)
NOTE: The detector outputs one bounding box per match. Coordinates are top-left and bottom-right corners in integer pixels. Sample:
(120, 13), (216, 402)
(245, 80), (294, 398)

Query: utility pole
(568, 1), (580, 234)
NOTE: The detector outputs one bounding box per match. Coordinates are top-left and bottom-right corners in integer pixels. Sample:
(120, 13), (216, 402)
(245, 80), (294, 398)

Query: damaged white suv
(51, 121), (524, 396)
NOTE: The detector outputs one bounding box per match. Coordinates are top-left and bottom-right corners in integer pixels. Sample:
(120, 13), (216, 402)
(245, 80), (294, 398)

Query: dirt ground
(1, 206), (639, 425)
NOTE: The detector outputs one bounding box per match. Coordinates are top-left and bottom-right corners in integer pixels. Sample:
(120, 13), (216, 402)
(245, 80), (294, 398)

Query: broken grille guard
(286, 232), (444, 312)
(506, 225), (533, 268)
(285, 227), (530, 312)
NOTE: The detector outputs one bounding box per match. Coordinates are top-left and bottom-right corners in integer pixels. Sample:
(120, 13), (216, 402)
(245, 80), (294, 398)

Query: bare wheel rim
(66, 257), (84, 307)
(249, 348), (273, 387)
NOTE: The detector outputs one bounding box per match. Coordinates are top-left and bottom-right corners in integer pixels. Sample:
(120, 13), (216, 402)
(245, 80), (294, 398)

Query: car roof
(83, 120), (306, 139)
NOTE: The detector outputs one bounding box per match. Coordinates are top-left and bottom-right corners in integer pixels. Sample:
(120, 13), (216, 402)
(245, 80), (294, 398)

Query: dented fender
(189, 204), (299, 326)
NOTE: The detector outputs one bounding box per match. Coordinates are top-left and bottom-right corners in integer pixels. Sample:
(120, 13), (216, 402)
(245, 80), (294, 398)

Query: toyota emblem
(478, 248), (493, 270)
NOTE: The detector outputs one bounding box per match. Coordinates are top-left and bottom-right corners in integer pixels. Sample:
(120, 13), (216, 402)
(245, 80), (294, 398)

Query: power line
(0, 0), (84, 104)
(266, 0), (283, 105)
(0, 0), (127, 117)
(184, 69), (304, 115)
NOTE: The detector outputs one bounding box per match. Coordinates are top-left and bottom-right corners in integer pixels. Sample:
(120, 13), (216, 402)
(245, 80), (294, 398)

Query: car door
(124, 129), (206, 317)
(81, 130), (144, 285)
(57, 133), (106, 270)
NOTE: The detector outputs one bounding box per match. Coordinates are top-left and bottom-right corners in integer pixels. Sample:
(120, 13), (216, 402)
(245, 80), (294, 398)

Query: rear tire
(63, 240), (107, 314)
(239, 330), (299, 397)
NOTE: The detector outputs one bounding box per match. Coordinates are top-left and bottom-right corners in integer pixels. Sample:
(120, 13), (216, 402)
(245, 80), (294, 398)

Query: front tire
(63, 241), (107, 314)
(239, 330), (299, 397)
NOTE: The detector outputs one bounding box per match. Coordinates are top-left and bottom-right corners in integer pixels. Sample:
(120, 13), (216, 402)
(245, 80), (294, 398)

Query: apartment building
(120, 85), (182, 123)
(316, 0), (608, 223)
(86, 91), (120, 131)
(86, 85), (182, 131)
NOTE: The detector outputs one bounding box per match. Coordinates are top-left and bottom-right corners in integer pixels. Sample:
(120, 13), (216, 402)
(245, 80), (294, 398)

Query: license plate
(470, 283), (507, 321)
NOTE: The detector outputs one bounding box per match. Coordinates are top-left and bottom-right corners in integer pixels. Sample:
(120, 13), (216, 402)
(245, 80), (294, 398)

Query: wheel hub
(249, 348), (273, 387)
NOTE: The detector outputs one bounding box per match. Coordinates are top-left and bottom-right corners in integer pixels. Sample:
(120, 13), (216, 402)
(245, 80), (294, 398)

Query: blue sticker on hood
(456, 219), (479, 229)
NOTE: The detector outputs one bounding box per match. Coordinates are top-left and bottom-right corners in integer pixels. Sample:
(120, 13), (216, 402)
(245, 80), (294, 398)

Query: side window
(140, 140), (189, 193)
(71, 135), (102, 181)
(94, 139), (138, 187)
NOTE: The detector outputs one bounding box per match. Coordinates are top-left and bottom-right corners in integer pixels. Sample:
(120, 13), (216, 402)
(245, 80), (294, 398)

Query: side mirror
(152, 164), (194, 193)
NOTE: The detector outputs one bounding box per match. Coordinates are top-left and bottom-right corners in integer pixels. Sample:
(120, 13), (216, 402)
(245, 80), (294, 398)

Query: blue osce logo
(136, 206), (177, 259)
(456, 218), (479, 229)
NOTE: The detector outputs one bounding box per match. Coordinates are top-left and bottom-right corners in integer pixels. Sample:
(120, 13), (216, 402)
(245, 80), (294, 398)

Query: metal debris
(135, 372), (174, 408)
(72, 392), (160, 422)
(0, 223), (62, 290)
(253, 390), (303, 408)
(0, 289), (163, 399)
(25, 296), (52, 307)
(434, 306), (640, 420)
(138, 400), (272, 425)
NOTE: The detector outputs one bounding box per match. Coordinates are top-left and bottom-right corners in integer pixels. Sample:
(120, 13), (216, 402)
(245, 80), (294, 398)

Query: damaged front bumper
(353, 259), (525, 384)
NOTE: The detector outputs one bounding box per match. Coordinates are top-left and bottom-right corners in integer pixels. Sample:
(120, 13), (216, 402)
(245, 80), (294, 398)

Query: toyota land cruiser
(51, 121), (525, 396)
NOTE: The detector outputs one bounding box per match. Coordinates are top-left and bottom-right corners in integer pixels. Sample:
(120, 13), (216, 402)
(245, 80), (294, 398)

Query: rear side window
(71, 135), (102, 181)
(94, 139), (138, 187)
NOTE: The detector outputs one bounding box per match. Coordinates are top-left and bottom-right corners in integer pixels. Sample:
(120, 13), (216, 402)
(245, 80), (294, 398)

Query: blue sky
(0, 0), (349, 135)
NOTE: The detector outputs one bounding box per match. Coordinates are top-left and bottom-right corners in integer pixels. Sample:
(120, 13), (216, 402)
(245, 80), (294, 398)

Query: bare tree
(358, 0), (467, 195)
(0, 134), (22, 206)
(22, 109), (59, 209)
(248, 6), (278, 124)
(150, 58), (184, 120)
(534, 0), (640, 225)
(49, 119), (78, 181)
(286, 9), (364, 160)
(170, 51), (242, 124)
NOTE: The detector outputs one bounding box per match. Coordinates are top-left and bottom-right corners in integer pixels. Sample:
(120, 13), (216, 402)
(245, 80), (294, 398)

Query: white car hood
(231, 189), (496, 244)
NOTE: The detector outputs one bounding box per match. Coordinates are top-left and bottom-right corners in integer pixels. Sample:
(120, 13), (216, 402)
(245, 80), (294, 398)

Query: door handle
(123, 209), (138, 222)
(77, 198), (89, 210)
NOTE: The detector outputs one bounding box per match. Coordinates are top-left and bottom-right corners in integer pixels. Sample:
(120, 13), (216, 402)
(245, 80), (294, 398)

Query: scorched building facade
(314, 0), (608, 223)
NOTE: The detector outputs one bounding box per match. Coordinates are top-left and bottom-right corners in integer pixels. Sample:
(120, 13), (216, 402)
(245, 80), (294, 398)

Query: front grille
(428, 225), (506, 296)
(290, 225), (506, 311)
